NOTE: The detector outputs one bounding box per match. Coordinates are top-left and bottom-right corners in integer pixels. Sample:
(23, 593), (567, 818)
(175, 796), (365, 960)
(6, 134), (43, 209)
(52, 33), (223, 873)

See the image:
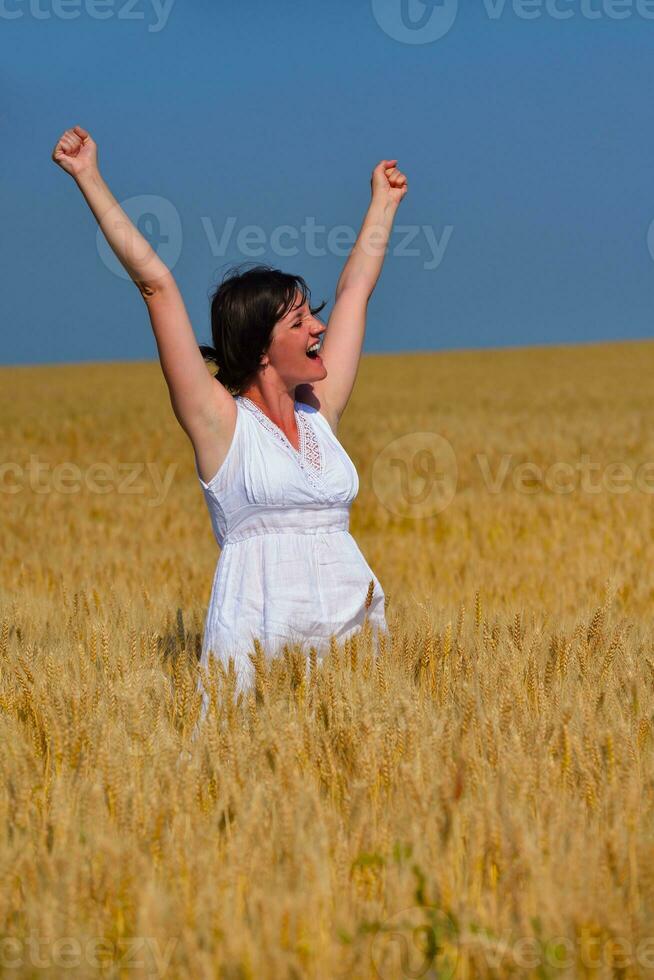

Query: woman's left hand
(370, 159), (408, 207)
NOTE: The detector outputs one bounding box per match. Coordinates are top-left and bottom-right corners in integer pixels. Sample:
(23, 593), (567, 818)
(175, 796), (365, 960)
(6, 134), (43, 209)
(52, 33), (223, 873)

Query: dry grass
(1, 340), (654, 978)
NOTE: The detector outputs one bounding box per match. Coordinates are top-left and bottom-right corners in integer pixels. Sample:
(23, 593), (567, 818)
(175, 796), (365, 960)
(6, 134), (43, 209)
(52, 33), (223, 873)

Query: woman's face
(264, 289), (328, 387)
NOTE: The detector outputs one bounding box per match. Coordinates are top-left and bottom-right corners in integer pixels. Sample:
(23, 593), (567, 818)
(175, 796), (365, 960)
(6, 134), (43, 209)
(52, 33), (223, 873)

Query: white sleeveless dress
(195, 394), (389, 701)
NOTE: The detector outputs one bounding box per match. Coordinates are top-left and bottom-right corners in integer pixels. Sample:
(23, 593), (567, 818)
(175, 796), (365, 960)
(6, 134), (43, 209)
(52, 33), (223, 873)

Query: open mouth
(306, 338), (323, 359)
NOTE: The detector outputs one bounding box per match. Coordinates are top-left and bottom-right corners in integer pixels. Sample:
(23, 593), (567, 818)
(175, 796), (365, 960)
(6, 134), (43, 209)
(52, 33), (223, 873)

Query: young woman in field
(51, 125), (408, 702)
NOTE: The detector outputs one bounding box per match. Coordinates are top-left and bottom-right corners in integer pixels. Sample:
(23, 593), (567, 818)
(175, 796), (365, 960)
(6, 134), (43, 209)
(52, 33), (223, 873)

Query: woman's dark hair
(199, 263), (327, 396)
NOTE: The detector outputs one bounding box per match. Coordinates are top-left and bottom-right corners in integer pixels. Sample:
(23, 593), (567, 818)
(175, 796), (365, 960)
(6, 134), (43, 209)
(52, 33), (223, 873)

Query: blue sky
(3, 0), (654, 366)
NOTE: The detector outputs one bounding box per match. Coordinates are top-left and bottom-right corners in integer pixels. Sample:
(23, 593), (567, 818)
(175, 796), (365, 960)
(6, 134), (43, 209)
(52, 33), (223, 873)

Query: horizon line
(1, 334), (653, 371)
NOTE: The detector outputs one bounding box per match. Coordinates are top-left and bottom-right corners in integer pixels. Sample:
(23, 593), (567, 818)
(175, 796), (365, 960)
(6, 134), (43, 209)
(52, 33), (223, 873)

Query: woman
(51, 125), (408, 706)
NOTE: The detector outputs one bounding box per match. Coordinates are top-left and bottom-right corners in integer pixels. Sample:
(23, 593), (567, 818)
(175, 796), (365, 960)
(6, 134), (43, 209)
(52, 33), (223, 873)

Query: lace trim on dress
(297, 406), (323, 476)
(238, 396), (325, 488)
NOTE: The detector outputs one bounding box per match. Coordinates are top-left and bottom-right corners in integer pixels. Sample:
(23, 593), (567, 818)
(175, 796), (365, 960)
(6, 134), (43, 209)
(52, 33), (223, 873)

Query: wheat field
(2, 340), (654, 978)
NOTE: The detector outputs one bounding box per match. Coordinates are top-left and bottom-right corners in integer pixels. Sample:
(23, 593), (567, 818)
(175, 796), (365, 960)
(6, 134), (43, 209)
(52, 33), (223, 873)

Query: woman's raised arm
(299, 159), (408, 426)
(51, 125), (233, 439)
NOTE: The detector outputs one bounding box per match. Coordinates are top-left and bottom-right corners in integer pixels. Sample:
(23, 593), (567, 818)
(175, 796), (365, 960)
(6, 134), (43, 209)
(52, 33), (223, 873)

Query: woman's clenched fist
(51, 125), (98, 179)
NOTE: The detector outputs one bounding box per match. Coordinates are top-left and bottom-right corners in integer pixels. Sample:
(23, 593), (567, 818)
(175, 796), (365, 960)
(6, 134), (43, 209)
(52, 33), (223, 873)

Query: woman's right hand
(51, 125), (98, 180)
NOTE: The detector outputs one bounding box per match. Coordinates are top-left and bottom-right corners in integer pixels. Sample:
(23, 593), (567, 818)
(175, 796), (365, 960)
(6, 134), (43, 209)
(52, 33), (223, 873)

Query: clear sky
(3, 0), (654, 366)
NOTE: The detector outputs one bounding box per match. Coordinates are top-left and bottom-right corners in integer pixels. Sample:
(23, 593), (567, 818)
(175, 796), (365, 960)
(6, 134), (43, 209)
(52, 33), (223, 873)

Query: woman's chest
(240, 410), (359, 506)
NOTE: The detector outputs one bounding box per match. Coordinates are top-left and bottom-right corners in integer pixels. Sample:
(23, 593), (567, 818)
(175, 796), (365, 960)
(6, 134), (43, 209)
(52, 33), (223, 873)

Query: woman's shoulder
(296, 399), (339, 438)
(295, 389), (339, 437)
